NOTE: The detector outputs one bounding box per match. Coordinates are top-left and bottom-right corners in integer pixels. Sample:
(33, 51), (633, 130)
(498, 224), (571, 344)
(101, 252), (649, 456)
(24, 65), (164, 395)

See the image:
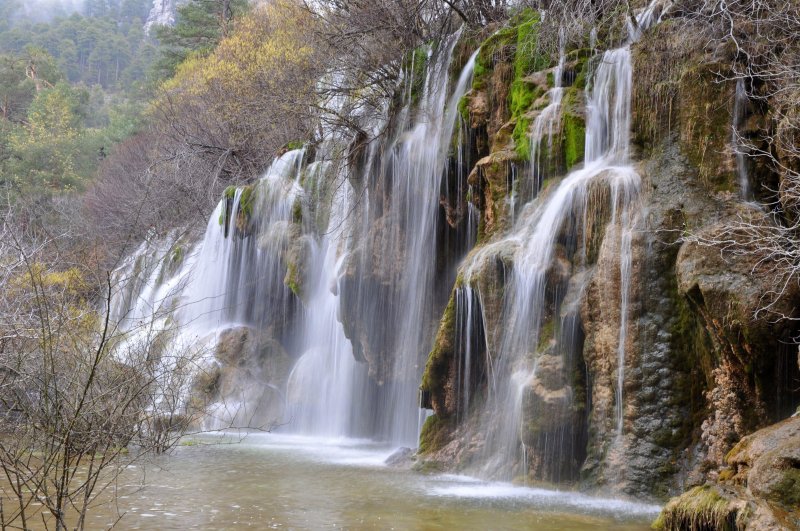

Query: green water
(88, 433), (659, 530)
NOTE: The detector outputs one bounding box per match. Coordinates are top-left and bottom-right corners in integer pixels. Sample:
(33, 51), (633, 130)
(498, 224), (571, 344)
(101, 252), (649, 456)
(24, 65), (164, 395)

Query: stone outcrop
(656, 417), (800, 530)
(144, 0), (185, 34)
(192, 326), (291, 428)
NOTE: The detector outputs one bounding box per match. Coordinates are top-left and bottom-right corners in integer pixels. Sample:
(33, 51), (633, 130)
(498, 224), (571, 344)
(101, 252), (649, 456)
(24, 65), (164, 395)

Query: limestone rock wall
(417, 7), (800, 505)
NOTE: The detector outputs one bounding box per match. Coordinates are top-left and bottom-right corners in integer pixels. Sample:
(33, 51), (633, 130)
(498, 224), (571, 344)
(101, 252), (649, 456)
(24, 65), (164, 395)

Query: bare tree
(0, 193), (210, 530)
(671, 0), (800, 319)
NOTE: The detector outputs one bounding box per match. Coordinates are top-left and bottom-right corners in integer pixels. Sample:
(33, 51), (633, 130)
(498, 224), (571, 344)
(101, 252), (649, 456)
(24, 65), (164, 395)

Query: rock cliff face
(144, 0), (185, 34)
(414, 3), (800, 520)
(656, 417), (800, 530)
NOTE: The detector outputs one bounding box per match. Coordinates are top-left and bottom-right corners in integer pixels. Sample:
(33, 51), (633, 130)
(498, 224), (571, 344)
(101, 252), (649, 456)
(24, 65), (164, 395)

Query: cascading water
(528, 40), (567, 193)
(179, 150), (304, 334)
(385, 43), (477, 445)
(285, 159), (375, 437)
(465, 3), (670, 481)
(732, 78), (751, 200)
(334, 39), (478, 446)
(109, 150), (308, 428)
(453, 285), (490, 424)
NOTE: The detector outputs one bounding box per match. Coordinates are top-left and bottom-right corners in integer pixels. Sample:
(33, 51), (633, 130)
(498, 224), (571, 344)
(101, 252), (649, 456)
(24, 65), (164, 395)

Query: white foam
(427, 479), (661, 517)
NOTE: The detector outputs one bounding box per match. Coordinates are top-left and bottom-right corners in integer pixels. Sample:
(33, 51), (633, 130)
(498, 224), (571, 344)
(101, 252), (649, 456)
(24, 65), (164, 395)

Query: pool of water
(90, 433), (660, 530)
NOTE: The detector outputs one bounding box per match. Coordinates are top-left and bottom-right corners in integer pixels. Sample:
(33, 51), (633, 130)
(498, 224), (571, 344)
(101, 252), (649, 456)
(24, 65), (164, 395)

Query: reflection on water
(92, 433), (659, 530)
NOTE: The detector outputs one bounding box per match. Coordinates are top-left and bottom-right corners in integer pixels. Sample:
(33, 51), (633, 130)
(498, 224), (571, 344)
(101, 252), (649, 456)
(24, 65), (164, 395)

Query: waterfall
(178, 150), (304, 335)
(285, 161), (374, 437)
(467, 2), (671, 480)
(454, 286), (490, 424)
(529, 40), (567, 192)
(335, 38), (477, 446)
(733, 78), (751, 199)
(108, 29), (481, 444)
(109, 150), (307, 428)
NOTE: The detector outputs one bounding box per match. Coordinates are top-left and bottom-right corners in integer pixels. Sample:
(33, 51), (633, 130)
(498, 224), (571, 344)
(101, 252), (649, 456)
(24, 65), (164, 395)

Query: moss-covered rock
(561, 88), (586, 170)
(657, 417), (800, 529)
(631, 20), (739, 193)
(190, 326), (292, 429)
(726, 417), (800, 511)
(420, 291), (458, 414)
(654, 485), (750, 531)
(418, 414), (452, 454)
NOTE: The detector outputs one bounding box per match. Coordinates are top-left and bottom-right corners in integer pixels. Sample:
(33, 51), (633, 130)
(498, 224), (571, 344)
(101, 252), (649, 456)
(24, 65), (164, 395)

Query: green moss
(512, 10), (549, 77)
(472, 20), (519, 92)
(418, 414), (450, 454)
(572, 56), (590, 91)
(224, 185), (236, 200)
(412, 459), (446, 474)
(653, 485), (743, 531)
(421, 292), (457, 394)
(458, 94), (470, 123)
(561, 88), (586, 169)
(563, 113), (585, 169)
(403, 44), (430, 105)
(512, 115), (532, 160)
(537, 318), (556, 353)
(286, 140), (305, 151)
(239, 185), (256, 217)
(772, 468), (800, 507)
(292, 197), (303, 224)
(285, 262), (301, 297)
(505, 10), (550, 162)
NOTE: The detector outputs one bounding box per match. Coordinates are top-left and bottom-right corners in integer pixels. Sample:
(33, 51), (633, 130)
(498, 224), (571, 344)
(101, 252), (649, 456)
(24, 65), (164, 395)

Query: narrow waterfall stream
(732, 77), (752, 199)
(376, 34), (476, 445)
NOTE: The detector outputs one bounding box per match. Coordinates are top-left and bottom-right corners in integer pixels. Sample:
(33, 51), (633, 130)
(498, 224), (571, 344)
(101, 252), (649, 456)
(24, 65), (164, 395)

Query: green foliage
(0, 2), (151, 197)
(0, 7), (155, 91)
(27, 82), (88, 137)
(0, 53), (35, 121)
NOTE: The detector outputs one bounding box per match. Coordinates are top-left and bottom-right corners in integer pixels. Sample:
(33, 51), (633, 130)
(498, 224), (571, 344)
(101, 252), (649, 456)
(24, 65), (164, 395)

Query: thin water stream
(89, 434), (658, 530)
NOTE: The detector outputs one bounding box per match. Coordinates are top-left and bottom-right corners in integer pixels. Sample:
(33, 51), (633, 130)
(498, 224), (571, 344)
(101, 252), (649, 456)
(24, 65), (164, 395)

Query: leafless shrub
(0, 195), (214, 529)
(670, 0), (800, 319)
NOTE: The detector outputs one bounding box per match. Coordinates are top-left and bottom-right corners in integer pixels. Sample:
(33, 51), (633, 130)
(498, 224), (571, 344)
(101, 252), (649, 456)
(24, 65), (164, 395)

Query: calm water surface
(93, 433), (660, 530)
